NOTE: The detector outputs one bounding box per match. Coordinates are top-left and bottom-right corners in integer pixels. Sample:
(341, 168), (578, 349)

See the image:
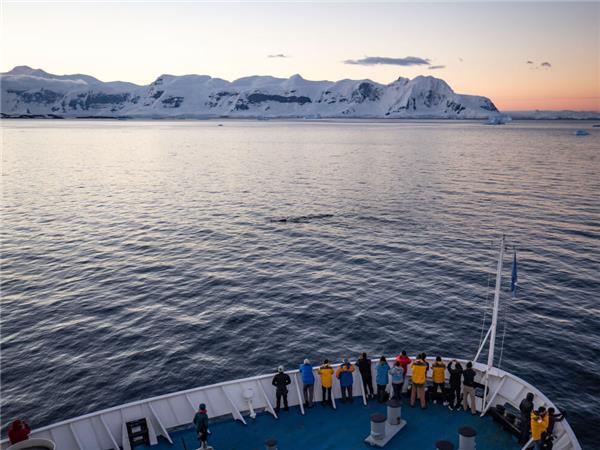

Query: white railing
(0, 358), (581, 450)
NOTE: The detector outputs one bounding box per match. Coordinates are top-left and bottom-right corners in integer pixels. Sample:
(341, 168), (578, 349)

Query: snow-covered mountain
(1, 65), (500, 119)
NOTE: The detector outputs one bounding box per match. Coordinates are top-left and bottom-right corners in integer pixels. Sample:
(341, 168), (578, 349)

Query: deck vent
(436, 440), (454, 450)
(369, 413), (387, 441)
(126, 418), (150, 448)
(386, 399), (402, 425)
(458, 426), (476, 450)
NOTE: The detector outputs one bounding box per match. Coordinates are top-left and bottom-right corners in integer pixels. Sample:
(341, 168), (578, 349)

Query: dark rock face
(161, 96), (184, 107)
(67, 92), (130, 110)
(480, 99), (498, 111)
(423, 90), (442, 107)
(351, 82), (381, 103)
(7, 88), (61, 104)
(247, 93), (312, 105)
(206, 91), (237, 108)
(151, 90), (164, 99)
(446, 100), (466, 114)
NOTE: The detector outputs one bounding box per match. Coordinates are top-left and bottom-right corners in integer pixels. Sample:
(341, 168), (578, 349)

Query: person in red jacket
(395, 350), (412, 390)
(8, 419), (31, 444)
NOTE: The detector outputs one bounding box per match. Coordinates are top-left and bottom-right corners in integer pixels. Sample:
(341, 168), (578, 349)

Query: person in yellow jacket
(318, 360), (334, 406)
(410, 355), (428, 409)
(530, 406), (549, 450)
(431, 356), (447, 405)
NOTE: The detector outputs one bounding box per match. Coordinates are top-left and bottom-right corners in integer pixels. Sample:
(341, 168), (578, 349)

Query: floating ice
(485, 114), (512, 125)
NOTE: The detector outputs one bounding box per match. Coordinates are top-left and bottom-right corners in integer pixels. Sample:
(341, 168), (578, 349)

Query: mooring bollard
(436, 439), (454, 450)
(458, 426), (477, 450)
(265, 438), (277, 450)
(370, 413), (387, 441)
(386, 398), (402, 425)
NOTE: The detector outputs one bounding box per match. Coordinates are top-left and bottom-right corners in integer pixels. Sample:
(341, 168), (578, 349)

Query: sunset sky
(1, 1), (599, 111)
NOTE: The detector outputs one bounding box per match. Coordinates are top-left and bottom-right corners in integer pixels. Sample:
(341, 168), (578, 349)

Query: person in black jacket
(547, 407), (566, 435)
(462, 362), (477, 414)
(272, 365), (291, 413)
(447, 360), (463, 410)
(357, 352), (375, 400)
(519, 392), (535, 444)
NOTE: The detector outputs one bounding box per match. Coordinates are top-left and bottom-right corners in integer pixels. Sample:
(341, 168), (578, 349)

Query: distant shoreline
(2, 114), (600, 122)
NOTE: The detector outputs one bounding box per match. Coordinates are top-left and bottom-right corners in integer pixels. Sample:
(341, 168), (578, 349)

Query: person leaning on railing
(376, 356), (390, 403)
(318, 360), (334, 406)
(299, 359), (315, 408)
(410, 355), (428, 409)
(531, 406), (549, 450)
(431, 356), (447, 405)
(447, 360), (463, 411)
(335, 358), (355, 403)
(272, 365), (291, 413)
(357, 352), (375, 400)
(8, 419), (30, 445)
(518, 392), (535, 444)
(462, 362), (477, 414)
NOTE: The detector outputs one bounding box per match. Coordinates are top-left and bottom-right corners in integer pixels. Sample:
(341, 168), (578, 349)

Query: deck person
(193, 404), (211, 450)
(299, 359), (315, 408)
(357, 352), (375, 400)
(431, 356), (446, 404)
(272, 366), (291, 413)
(335, 358), (355, 403)
(376, 356), (390, 403)
(8, 419), (30, 445)
(410, 355), (428, 408)
(531, 406), (549, 450)
(519, 392), (535, 443)
(318, 359), (334, 406)
(447, 360), (463, 410)
(395, 351), (411, 391)
(390, 361), (404, 401)
(462, 362), (477, 414)
(547, 407), (566, 435)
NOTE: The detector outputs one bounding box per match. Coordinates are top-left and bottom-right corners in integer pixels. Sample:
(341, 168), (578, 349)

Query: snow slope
(1, 65), (499, 119)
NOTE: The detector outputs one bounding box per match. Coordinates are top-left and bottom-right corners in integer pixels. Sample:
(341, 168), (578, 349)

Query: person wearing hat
(8, 419), (30, 445)
(357, 352), (375, 400)
(272, 365), (291, 413)
(335, 357), (355, 403)
(531, 406), (549, 450)
(299, 358), (315, 408)
(318, 359), (334, 406)
(193, 404), (210, 450)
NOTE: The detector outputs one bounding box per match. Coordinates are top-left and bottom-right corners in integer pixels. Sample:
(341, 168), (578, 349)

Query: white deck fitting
(364, 420), (408, 447)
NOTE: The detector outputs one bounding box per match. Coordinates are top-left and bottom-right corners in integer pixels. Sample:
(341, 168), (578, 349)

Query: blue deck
(148, 398), (520, 450)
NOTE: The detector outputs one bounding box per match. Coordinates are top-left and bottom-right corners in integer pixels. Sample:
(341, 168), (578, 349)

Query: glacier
(1, 65), (500, 119)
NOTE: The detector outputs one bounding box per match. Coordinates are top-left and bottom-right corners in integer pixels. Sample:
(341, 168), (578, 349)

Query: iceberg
(485, 114), (512, 125)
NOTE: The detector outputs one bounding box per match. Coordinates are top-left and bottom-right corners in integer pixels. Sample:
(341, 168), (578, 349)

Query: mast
(486, 234), (505, 370)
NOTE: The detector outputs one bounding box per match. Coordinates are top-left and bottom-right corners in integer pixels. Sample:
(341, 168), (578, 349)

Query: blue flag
(510, 250), (518, 298)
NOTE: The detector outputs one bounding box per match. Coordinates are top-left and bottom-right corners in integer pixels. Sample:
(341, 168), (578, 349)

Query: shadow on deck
(147, 398), (520, 450)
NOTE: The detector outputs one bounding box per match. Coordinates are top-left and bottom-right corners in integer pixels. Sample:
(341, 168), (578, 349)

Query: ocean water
(1, 120), (599, 448)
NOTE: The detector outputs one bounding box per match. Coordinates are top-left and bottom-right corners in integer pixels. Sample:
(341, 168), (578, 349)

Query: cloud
(428, 65), (446, 70)
(344, 56), (431, 66)
(540, 61), (552, 68)
(268, 54), (288, 58)
(526, 60), (534, 64)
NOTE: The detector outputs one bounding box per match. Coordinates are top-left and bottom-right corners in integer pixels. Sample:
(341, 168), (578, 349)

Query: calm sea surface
(1, 120), (599, 447)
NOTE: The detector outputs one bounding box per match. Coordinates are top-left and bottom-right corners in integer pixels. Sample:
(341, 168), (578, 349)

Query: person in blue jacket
(299, 358), (315, 408)
(376, 356), (390, 403)
(335, 358), (355, 403)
